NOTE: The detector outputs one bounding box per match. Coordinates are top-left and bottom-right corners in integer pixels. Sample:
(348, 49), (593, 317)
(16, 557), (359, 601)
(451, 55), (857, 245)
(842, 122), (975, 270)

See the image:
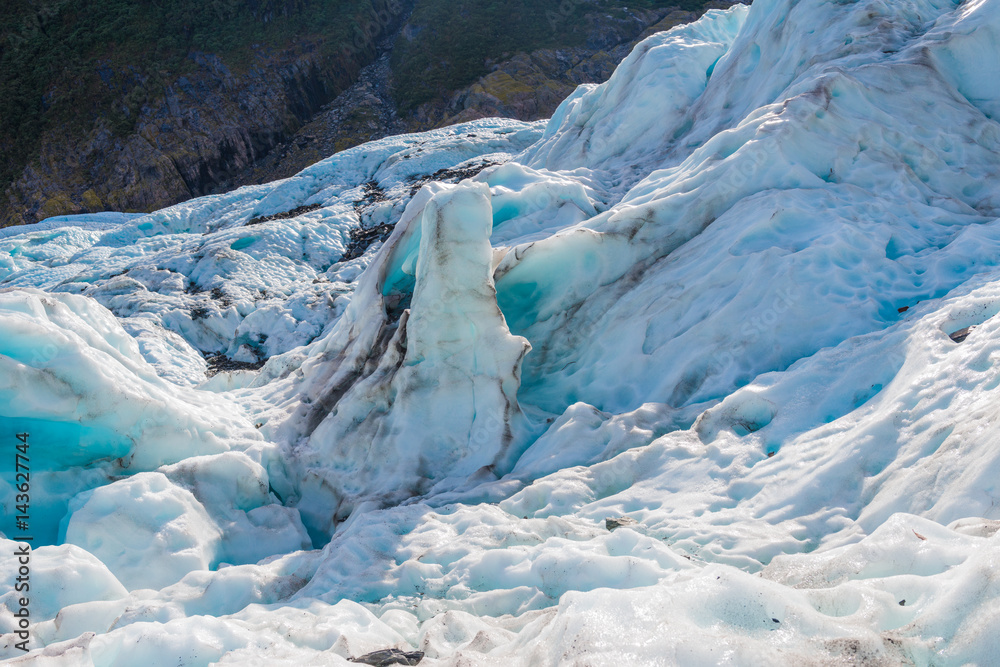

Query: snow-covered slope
(3, 0), (1000, 664)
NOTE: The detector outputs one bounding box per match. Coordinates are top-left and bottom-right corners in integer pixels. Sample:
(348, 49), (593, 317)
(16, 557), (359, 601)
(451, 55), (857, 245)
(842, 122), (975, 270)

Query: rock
(606, 516), (639, 531)
(245, 203), (322, 226)
(949, 326), (976, 343)
(349, 648), (424, 666)
(0, 2), (410, 228)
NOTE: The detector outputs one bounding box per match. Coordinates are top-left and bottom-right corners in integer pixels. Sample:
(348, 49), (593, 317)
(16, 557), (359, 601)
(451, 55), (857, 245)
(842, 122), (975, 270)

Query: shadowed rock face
(1, 49), (365, 227)
(0, 0), (413, 228)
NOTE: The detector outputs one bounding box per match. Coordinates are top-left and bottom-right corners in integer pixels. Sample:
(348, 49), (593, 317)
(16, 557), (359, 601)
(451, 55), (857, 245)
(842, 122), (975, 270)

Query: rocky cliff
(0, 0), (412, 227)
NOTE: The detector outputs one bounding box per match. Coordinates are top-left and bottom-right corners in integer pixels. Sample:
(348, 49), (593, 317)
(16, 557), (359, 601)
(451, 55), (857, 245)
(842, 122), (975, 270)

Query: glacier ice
(4, 0), (1000, 663)
(63, 472), (225, 591)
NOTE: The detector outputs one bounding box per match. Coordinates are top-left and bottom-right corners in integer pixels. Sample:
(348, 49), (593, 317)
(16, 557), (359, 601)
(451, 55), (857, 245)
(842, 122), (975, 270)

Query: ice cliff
(3, 0), (1000, 664)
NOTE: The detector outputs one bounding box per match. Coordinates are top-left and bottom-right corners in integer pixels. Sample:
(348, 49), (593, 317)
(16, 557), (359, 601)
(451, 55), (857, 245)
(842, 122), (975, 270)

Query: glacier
(3, 0), (1000, 663)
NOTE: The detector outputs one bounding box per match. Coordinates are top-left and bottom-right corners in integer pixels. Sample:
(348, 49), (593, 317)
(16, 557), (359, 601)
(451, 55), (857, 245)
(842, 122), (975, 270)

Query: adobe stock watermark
(715, 143), (771, 200)
(6, 315), (53, 653)
(470, 406), (509, 448)
(706, 283), (802, 378)
(9, 431), (32, 653)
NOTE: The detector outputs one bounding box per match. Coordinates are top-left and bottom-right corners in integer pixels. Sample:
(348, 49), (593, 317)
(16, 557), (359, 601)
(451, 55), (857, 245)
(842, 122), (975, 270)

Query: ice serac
(285, 182), (531, 537)
(393, 183), (532, 480)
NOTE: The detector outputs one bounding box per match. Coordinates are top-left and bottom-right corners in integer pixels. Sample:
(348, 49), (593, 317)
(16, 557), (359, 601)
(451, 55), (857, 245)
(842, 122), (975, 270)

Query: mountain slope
(3, 0), (1000, 664)
(0, 0), (411, 227)
(0, 0), (728, 228)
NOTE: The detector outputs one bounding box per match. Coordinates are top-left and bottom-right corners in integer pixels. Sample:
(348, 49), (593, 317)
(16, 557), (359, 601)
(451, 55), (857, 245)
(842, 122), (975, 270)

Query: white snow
(62, 472), (225, 591)
(3, 0), (1000, 663)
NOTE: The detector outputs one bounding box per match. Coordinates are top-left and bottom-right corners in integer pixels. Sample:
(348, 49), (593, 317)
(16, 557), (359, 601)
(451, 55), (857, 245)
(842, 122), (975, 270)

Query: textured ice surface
(4, 0), (1000, 663)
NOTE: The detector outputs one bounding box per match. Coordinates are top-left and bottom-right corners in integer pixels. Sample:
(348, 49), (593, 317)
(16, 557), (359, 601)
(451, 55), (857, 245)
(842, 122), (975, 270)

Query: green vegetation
(390, 0), (708, 111)
(0, 0), (388, 192)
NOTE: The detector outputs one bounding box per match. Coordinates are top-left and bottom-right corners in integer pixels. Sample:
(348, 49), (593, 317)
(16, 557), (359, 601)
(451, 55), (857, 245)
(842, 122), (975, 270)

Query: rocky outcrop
(0, 0), (412, 228)
(233, 45), (408, 188)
